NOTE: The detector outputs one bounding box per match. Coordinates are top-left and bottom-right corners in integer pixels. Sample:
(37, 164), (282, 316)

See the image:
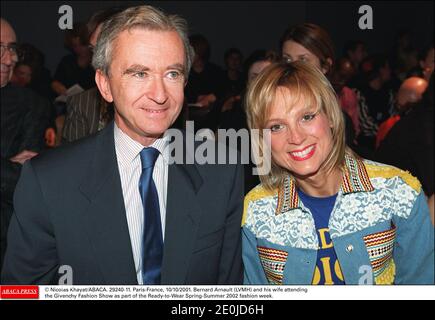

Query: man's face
(379, 63), (391, 83)
(226, 52), (242, 71)
(1, 20), (18, 87)
(353, 44), (367, 65)
(96, 29), (186, 146)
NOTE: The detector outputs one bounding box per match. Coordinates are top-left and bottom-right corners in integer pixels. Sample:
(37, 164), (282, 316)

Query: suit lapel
(79, 122), (137, 284)
(161, 162), (204, 284)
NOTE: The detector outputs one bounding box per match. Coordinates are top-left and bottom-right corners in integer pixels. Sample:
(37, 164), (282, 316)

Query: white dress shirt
(114, 123), (168, 284)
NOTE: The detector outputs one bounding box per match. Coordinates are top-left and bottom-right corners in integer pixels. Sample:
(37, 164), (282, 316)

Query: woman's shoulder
(242, 184), (278, 226)
(245, 183), (277, 203)
(362, 158), (421, 193)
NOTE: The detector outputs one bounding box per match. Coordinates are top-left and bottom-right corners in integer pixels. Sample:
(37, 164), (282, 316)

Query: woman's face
(248, 60), (272, 84)
(12, 64), (32, 86)
(282, 40), (326, 74)
(265, 86), (334, 179)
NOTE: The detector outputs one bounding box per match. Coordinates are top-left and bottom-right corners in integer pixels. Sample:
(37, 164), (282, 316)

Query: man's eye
(134, 71), (147, 78)
(166, 70), (183, 80)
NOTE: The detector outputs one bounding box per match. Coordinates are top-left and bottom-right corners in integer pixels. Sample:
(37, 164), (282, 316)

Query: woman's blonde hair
(245, 61), (352, 190)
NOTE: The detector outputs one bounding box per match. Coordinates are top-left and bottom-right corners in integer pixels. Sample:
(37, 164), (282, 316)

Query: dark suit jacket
(1, 122), (244, 284)
(1, 84), (51, 268)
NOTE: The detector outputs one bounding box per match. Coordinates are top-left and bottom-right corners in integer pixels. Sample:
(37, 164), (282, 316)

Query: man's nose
(1, 49), (17, 65)
(147, 76), (168, 104)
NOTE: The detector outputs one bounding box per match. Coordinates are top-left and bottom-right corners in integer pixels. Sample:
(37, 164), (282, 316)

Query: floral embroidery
(245, 195), (318, 249)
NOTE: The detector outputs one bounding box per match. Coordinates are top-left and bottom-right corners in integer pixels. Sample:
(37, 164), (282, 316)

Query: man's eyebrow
(167, 63), (186, 73)
(123, 64), (150, 75)
(123, 63), (185, 75)
(0, 42), (17, 46)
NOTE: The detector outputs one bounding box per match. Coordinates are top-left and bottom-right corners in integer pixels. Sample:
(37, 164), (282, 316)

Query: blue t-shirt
(297, 188), (345, 285)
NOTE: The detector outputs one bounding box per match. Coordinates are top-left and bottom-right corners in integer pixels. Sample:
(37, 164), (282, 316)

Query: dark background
(1, 0), (433, 74)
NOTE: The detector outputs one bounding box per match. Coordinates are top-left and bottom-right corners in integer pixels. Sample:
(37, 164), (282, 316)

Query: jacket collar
(276, 153), (374, 215)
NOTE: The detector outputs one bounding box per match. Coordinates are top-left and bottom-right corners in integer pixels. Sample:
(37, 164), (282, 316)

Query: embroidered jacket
(242, 154), (434, 285)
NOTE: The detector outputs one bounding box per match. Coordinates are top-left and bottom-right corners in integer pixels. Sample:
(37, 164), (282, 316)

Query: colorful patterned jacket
(242, 154), (434, 285)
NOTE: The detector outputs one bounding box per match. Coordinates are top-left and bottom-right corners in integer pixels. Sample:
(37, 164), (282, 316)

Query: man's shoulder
(30, 130), (102, 174)
(2, 84), (38, 100)
(2, 84), (49, 112)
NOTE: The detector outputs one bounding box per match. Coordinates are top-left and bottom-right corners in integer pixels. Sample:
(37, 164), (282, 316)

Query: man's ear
(95, 69), (114, 103)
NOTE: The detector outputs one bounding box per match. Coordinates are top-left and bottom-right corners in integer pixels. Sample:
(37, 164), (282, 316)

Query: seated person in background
(11, 61), (32, 87)
(242, 61), (434, 285)
(390, 29), (419, 82)
(51, 23), (96, 143)
(62, 7), (125, 144)
(407, 44), (434, 82)
(184, 34), (225, 132)
(342, 40), (367, 81)
(219, 49), (279, 194)
(376, 74), (433, 198)
(17, 43), (56, 102)
(51, 23), (95, 97)
(220, 47), (244, 105)
(1, 18), (50, 268)
(375, 76), (428, 148)
(219, 49), (279, 131)
(353, 54), (396, 154)
(329, 57), (360, 137)
(11, 61), (57, 148)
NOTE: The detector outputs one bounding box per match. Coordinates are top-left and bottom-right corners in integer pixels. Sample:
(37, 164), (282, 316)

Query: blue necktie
(139, 147), (163, 285)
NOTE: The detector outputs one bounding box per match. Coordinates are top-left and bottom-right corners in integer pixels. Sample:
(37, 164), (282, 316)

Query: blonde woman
(242, 61), (434, 285)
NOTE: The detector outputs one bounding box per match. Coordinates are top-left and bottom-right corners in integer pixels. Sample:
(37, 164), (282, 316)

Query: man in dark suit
(2, 5), (244, 285)
(1, 18), (50, 269)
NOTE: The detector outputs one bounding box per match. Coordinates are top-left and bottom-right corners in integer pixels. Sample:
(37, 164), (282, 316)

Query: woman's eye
(270, 124), (285, 132)
(283, 57), (292, 63)
(301, 113), (316, 122)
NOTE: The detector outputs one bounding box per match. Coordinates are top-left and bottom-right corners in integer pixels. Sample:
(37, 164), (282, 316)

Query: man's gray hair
(92, 5), (194, 76)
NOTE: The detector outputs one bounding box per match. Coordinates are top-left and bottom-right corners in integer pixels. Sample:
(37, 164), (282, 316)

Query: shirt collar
(114, 122), (170, 165)
(275, 153), (374, 215)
